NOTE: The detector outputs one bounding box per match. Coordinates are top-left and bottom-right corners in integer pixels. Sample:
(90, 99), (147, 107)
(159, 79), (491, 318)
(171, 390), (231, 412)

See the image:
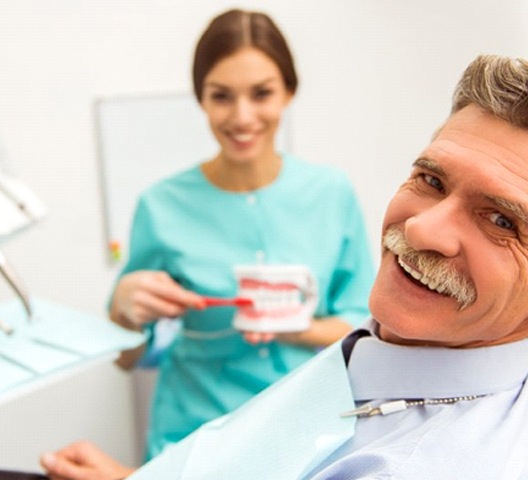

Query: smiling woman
(199, 47), (292, 191)
(40, 8), (375, 475)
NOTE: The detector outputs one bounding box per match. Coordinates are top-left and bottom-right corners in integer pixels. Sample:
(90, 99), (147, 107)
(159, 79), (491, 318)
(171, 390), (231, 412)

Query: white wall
(0, 0), (526, 470)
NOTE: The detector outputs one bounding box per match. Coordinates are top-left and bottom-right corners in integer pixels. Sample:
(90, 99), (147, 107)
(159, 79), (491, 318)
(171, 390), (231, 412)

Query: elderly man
(42, 54), (528, 479)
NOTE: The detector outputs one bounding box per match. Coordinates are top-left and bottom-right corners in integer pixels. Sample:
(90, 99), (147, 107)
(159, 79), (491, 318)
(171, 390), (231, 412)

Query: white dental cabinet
(0, 298), (144, 471)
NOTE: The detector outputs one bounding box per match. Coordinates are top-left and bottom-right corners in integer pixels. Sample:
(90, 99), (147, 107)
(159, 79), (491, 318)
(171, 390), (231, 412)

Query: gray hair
(452, 55), (528, 128)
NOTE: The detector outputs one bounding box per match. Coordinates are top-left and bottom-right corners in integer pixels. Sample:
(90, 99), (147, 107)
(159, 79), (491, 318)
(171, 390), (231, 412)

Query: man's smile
(397, 256), (449, 295)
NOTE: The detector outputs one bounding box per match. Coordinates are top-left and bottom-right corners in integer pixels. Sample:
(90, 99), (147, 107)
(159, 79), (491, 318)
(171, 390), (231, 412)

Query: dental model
(238, 278), (304, 312)
(233, 277), (317, 332)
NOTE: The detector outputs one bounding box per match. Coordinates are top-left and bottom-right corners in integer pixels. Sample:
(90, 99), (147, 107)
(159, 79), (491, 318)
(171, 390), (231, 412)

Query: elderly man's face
(370, 104), (528, 347)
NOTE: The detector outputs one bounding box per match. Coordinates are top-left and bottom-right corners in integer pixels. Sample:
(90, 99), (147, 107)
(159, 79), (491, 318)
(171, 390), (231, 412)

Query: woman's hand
(109, 270), (207, 369)
(40, 441), (135, 480)
(110, 270), (206, 328)
(242, 329), (315, 345)
(242, 331), (277, 344)
(242, 317), (354, 348)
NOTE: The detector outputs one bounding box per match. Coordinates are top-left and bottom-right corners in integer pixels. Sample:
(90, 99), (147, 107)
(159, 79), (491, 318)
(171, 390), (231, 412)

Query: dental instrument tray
(0, 297), (145, 404)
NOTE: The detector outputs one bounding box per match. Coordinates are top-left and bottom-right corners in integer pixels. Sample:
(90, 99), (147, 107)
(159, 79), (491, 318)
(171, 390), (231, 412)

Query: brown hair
(452, 54), (528, 129)
(192, 9), (298, 102)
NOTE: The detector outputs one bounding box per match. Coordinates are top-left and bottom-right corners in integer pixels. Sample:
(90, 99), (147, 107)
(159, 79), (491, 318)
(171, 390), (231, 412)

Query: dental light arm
(0, 172), (46, 326)
(0, 172), (46, 238)
(0, 249), (32, 319)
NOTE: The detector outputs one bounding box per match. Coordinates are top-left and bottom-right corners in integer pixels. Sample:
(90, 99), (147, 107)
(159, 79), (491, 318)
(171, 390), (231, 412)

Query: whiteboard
(95, 92), (291, 265)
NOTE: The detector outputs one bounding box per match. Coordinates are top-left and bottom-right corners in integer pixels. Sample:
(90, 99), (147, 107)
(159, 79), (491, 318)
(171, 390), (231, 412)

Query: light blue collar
(348, 319), (528, 400)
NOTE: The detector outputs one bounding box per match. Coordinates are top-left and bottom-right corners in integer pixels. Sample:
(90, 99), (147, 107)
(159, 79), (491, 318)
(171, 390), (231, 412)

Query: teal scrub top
(117, 154), (375, 460)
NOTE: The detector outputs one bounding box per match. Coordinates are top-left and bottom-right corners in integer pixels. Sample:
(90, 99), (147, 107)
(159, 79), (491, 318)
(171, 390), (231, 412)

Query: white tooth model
(233, 264), (318, 332)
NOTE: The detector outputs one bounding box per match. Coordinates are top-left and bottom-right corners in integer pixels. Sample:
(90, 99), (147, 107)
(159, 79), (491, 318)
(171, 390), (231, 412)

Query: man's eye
(422, 173), (444, 192)
(490, 212), (515, 230)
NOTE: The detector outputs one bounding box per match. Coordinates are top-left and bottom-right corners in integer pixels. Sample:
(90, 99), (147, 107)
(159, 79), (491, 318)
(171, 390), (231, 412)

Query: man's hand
(40, 441), (136, 480)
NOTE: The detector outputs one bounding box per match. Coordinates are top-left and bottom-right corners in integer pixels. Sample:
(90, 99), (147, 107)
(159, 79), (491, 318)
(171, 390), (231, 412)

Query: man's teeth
(397, 257), (446, 295)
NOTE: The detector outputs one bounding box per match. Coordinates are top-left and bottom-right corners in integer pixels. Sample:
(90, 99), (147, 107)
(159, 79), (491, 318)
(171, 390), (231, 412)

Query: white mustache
(383, 226), (476, 309)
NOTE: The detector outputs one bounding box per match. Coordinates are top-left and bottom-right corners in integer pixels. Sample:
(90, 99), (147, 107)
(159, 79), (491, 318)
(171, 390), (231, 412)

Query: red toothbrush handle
(202, 297), (253, 308)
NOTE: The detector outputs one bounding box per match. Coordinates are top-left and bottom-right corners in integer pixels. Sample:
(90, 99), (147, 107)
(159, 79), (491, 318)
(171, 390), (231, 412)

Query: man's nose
(404, 200), (462, 257)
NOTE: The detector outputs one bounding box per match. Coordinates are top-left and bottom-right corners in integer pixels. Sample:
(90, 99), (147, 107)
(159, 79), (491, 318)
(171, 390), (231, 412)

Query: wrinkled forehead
(429, 105), (528, 180)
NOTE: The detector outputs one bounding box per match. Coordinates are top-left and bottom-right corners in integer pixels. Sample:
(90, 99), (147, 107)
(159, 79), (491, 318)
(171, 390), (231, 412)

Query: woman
(41, 8), (374, 477)
(115, 9), (374, 459)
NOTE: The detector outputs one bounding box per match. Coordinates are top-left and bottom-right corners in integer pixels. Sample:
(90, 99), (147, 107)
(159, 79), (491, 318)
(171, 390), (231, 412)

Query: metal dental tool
(0, 249), (32, 325)
(0, 317), (13, 335)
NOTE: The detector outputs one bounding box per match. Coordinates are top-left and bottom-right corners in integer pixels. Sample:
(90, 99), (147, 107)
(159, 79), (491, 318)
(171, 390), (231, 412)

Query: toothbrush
(202, 296), (254, 308)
